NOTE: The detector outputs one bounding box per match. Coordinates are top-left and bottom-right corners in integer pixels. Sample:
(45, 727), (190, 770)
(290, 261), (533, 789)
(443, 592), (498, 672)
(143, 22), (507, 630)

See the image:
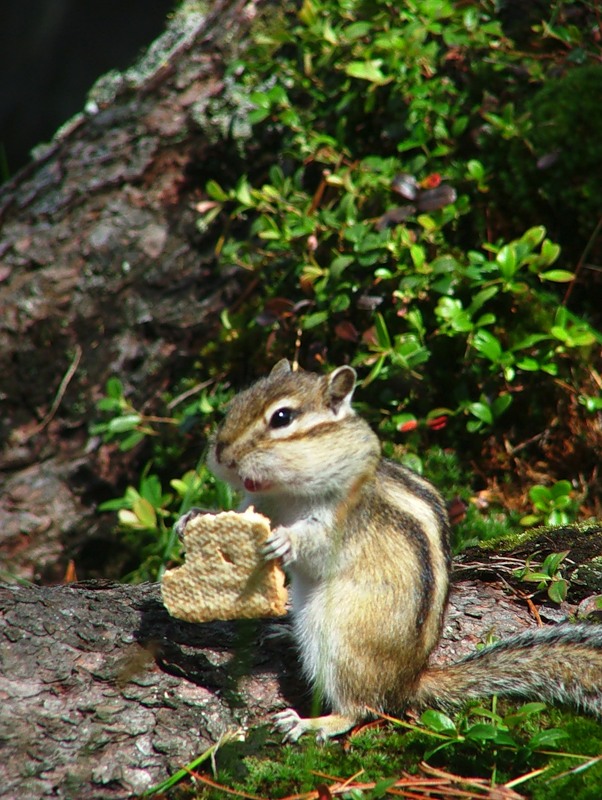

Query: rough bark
(0, 0), (262, 583)
(0, 577), (557, 800)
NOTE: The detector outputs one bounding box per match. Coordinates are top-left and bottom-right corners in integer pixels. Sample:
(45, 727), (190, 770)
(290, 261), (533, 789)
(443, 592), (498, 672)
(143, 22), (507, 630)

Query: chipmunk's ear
(326, 366), (357, 413)
(270, 359), (292, 379)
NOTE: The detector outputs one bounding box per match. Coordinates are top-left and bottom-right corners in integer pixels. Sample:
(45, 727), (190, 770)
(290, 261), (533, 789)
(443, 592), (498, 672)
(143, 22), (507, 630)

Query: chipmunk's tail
(414, 624), (602, 718)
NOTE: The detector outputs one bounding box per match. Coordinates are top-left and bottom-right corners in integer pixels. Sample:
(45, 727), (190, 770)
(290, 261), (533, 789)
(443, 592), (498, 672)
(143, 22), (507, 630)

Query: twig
(24, 344), (82, 440)
(549, 754), (602, 781)
(562, 214), (602, 306)
(191, 771), (270, 800)
(167, 377), (216, 410)
(498, 576), (543, 626)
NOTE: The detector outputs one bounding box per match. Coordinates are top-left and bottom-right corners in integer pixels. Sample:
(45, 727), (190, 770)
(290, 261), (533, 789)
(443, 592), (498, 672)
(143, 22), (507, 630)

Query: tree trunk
(0, 578), (546, 800)
(0, 0), (260, 583)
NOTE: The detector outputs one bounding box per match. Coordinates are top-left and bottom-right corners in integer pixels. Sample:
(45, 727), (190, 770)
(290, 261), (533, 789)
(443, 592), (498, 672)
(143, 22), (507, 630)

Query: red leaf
(420, 172), (442, 189)
(399, 419), (419, 433)
(427, 415), (448, 431)
(335, 321), (360, 342)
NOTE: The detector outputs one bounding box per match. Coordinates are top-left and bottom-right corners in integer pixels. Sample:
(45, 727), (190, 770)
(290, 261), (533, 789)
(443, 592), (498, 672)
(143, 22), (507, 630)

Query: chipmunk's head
(208, 360), (380, 498)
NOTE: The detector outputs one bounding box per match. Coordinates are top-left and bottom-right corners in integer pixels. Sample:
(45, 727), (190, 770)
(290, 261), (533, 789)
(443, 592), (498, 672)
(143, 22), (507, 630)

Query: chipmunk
(179, 359), (602, 742)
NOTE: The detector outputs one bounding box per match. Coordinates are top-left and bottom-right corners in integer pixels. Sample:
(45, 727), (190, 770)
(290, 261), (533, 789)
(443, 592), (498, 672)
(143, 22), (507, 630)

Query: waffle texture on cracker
(161, 509), (287, 622)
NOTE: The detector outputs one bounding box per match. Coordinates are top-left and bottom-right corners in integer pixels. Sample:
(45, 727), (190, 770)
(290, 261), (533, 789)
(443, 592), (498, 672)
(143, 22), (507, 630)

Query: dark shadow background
(0, 0), (174, 176)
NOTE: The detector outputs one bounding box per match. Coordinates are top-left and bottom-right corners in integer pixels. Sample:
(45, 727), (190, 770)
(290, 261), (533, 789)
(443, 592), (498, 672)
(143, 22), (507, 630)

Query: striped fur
(415, 623), (602, 718)
(204, 360), (602, 741)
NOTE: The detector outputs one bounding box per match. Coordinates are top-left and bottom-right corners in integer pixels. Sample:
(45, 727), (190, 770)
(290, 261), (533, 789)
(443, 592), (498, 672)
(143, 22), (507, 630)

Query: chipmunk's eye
(269, 407), (295, 429)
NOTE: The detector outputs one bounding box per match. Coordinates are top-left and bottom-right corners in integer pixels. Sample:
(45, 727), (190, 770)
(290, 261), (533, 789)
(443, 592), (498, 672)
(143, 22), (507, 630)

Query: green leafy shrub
(193, 0), (600, 465)
(513, 549), (571, 604)
(94, 0), (601, 580)
(521, 481), (579, 528)
(92, 376), (236, 578)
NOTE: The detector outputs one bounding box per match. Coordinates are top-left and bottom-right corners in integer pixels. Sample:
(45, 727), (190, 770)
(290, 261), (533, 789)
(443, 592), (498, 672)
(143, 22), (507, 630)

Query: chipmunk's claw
(174, 508), (207, 541)
(262, 527), (293, 564)
(272, 709), (308, 743)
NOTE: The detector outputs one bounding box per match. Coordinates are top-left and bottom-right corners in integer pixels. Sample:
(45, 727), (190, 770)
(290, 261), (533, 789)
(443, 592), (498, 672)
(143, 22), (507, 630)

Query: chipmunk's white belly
(288, 570), (352, 709)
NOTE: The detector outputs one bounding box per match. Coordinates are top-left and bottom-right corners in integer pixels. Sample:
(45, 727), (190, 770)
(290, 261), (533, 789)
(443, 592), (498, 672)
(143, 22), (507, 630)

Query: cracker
(161, 508), (287, 622)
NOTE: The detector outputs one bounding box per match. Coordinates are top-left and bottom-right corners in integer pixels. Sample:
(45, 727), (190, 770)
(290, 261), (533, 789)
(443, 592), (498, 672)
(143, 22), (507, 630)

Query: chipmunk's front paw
(174, 508), (207, 541)
(273, 709), (309, 743)
(262, 526), (294, 565)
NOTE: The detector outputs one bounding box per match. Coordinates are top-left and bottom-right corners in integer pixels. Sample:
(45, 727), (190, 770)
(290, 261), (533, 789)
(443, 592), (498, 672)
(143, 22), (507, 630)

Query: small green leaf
(302, 311), (329, 330)
(132, 497), (157, 530)
(504, 702), (547, 727)
(106, 377), (124, 399)
(141, 474), (163, 507)
(118, 509), (142, 528)
(205, 180), (229, 202)
(529, 485), (551, 504)
(540, 239), (561, 265)
(108, 414), (142, 434)
(540, 269), (575, 283)
(330, 293), (350, 313)
(467, 159), (485, 181)
(234, 178), (254, 207)
(420, 709), (457, 733)
(472, 330), (503, 362)
(579, 394), (602, 412)
(548, 579), (568, 604)
(330, 255), (354, 278)
(520, 225), (546, 249)
(96, 397), (122, 412)
(542, 550), (569, 573)
(344, 60), (391, 85)
(410, 244), (426, 269)
(550, 480), (572, 498)
(249, 91), (271, 110)
(520, 514), (541, 527)
(475, 314), (496, 328)
(119, 431), (146, 451)
(257, 216), (281, 240)
(496, 245), (517, 279)
(467, 402), (493, 424)
(374, 313), (392, 350)
(515, 357), (540, 371)
(492, 394), (512, 417)
(372, 777), (399, 798)
(464, 722), (502, 742)
(528, 728), (569, 749)
(98, 497), (129, 512)
(247, 107), (271, 125)
(468, 284), (498, 312)
(513, 332), (551, 350)
(344, 21), (373, 40)
(170, 479), (188, 497)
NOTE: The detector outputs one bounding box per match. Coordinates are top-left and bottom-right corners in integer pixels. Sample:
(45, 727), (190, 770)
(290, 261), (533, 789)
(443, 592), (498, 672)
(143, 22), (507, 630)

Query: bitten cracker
(161, 508), (287, 622)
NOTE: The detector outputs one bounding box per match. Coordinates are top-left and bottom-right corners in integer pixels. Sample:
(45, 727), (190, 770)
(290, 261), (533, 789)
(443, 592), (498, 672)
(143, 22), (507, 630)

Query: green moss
(173, 712), (602, 798)
(528, 716), (602, 800)
(476, 518), (602, 553)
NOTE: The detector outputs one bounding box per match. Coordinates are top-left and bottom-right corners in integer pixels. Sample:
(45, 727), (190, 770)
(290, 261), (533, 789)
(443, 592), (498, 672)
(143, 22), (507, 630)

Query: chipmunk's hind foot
(273, 709), (357, 743)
